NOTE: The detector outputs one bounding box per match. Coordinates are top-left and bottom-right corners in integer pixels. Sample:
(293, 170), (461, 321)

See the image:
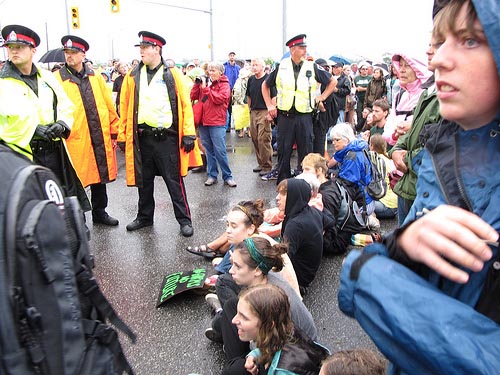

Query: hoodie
(383, 53), (432, 145)
(282, 179), (324, 288)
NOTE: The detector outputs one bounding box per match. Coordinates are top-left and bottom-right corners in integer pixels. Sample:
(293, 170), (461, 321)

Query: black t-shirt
(246, 73), (274, 110)
(113, 75), (124, 106)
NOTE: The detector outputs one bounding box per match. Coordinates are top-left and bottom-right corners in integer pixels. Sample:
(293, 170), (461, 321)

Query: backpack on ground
(362, 149), (387, 200)
(322, 179), (366, 255)
(0, 143), (136, 375)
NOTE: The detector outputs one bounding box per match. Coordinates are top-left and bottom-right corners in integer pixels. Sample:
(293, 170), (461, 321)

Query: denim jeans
(337, 109), (345, 124)
(198, 125), (233, 181)
(374, 200), (398, 219)
(397, 195), (414, 226)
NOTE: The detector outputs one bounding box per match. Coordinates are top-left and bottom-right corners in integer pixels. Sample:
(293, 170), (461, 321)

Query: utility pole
(282, 0), (287, 56)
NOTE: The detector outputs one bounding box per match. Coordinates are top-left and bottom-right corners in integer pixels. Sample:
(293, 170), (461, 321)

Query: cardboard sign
(156, 268), (207, 307)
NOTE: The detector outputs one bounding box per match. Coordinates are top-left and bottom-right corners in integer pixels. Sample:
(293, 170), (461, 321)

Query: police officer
(0, 24), (90, 211)
(262, 34), (336, 183)
(118, 31), (201, 236)
(55, 35), (120, 226)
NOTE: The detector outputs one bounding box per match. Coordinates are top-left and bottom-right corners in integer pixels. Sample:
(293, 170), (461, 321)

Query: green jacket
(388, 83), (440, 201)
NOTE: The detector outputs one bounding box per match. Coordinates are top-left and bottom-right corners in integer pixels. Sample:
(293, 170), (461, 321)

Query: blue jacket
(338, 114), (500, 375)
(223, 61), (240, 90)
(334, 139), (373, 205)
(338, 1), (500, 371)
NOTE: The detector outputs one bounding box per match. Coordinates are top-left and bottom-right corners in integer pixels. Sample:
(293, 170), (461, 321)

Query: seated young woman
(207, 237), (317, 360)
(223, 283), (328, 375)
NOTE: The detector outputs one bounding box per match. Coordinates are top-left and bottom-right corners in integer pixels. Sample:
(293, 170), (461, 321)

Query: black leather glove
(181, 135), (196, 153)
(117, 141), (126, 152)
(45, 122), (68, 139)
(34, 125), (51, 140)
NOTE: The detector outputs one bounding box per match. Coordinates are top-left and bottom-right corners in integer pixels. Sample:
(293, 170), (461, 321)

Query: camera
(195, 75), (207, 84)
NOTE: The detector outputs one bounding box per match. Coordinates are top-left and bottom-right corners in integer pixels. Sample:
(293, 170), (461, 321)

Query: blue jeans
(198, 125), (233, 181)
(337, 109), (345, 124)
(397, 195), (413, 226)
(374, 200), (398, 219)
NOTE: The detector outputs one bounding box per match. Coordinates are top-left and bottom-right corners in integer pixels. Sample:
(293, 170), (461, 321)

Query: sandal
(185, 244), (220, 259)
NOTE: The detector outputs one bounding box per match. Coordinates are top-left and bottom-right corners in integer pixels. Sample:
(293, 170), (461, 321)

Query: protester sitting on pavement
(320, 349), (386, 375)
(338, 1), (500, 373)
(205, 238), (314, 352)
(278, 178), (331, 294)
(302, 153), (365, 255)
(369, 134), (397, 220)
(186, 200), (300, 294)
(328, 123), (374, 216)
(223, 283), (327, 375)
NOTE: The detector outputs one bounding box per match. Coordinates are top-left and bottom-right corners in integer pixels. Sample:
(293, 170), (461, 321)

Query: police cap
(61, 35), (89, 53)
(135, 31), (166, 47)
(286, 34), (307, 48)
(1, 24), (40, 47)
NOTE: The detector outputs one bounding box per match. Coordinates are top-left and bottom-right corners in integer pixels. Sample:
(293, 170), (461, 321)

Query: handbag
(193, 101), (203, 126)
(193, 95), (208, 126)
(388, 169), (404, 190)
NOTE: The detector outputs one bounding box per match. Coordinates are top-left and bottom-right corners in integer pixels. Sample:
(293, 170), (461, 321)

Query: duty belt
(278, 109), (310, 118)
(137, 124), (177, 140)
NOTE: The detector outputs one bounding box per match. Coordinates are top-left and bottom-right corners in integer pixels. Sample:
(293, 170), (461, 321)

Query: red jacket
(190, 75), (230, 126)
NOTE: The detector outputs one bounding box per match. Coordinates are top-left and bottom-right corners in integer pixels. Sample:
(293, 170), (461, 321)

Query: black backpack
(0, 143), (136, 375)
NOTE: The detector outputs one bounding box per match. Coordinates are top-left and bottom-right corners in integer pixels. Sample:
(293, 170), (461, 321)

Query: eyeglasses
(332, 137), (343, 142)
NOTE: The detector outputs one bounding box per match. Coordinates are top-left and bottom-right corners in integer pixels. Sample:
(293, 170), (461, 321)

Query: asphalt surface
(88, 132), (396, 375)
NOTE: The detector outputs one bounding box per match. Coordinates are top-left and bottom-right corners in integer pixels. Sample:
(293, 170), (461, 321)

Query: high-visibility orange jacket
(118, 62), (201, 187)
(56, 65), (119, 187)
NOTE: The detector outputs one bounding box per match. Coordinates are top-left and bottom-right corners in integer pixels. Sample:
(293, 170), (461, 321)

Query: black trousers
(137, 132), (191, 226)
(312, 117), (329, 155)
(90, 183), (108, 217)
(276, 113), (313, 184)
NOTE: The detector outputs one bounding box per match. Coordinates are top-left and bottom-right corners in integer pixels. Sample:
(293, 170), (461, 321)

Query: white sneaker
(205, 293), (222, 313)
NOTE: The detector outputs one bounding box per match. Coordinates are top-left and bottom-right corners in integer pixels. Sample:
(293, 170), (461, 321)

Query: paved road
(88, 133), (394, 374)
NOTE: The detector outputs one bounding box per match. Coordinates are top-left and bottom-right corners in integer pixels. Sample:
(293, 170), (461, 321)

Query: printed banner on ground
(156, 268), (207, 307)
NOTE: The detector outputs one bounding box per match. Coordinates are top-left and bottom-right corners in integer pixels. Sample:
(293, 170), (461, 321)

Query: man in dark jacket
(312, 58), (339, 156)
(332, 62), (352, 124)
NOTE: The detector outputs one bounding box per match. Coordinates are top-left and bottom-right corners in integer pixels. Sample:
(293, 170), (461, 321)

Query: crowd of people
(1, 0), (499, 373)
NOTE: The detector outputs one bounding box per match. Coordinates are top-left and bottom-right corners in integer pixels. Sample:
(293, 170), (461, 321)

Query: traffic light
(71, 7), (80, 29)
(110, 0), (120, 13)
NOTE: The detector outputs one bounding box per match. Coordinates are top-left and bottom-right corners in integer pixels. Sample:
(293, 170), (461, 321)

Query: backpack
(0, 143), (136, 375)
(321, 179), (366, 255)
(362, 149), (387, 200)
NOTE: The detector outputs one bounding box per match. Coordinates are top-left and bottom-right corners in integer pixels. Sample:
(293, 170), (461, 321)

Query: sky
(0, 0), (435, 65)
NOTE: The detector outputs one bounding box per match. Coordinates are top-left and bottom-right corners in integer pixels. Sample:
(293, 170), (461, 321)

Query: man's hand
(391, 149), (408, 173)
(181, 135), (196, 153)
(34, 125), (50, 140)
(45, 122), (68, 139)
(117, 141), (126, 152)
(398, 205), (497, 283)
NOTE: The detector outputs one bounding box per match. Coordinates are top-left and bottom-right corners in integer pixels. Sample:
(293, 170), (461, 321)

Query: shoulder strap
(0, 164), (50, 374)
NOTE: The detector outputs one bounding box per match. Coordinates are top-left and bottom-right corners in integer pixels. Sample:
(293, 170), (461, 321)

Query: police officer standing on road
(0, 25), (90, 212)
(118, 31), (201, 236)
(55, 35), (120, 226)
(262, 34), (336, 183)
